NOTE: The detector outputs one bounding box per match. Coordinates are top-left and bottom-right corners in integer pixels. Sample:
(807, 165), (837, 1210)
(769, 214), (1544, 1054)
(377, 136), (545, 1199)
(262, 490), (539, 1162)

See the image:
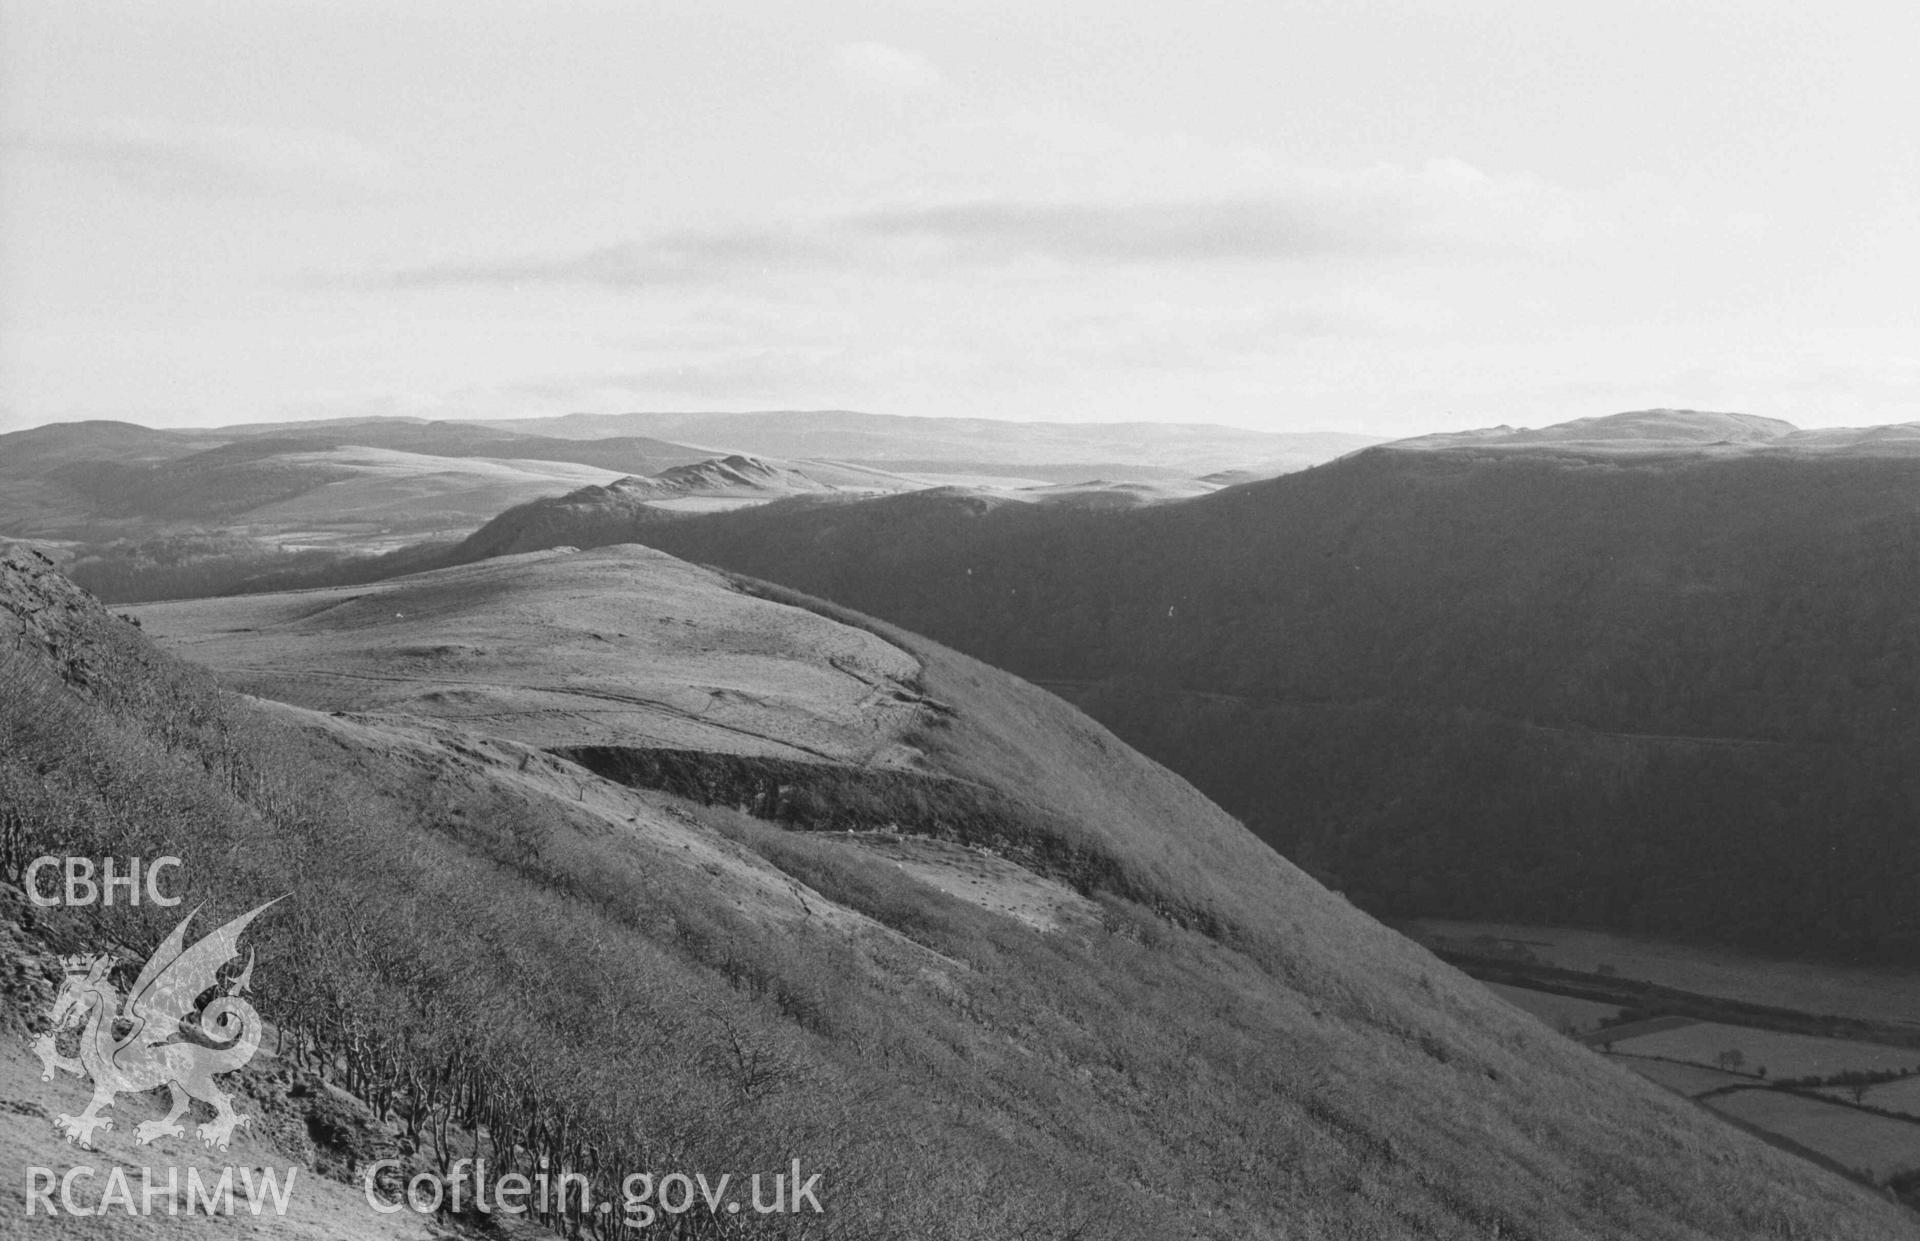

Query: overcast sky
(3, 1), (1917, 436)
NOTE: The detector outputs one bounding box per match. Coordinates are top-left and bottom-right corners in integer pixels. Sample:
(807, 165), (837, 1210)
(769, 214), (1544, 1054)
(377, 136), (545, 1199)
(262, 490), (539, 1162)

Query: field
(1614, 1056), (1753, 1097)
(1706, 1090), (1920, 1183)
(1821, 1077), (1920, 1119)
(1610, 1021), (1920, 1081)
(1408, 918), (1920, 1027)
(1484, 982), (1621, 1034)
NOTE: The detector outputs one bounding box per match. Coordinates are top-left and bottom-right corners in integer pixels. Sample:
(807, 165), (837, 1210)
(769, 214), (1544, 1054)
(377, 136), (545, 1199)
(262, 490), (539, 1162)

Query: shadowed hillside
(458, 423), (1920, 965)
(6, 545), (1912, 1236)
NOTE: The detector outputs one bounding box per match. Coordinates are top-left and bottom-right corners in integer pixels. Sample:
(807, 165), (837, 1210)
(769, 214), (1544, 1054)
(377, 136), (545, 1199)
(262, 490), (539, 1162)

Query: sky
(2, 0), (1917, 438)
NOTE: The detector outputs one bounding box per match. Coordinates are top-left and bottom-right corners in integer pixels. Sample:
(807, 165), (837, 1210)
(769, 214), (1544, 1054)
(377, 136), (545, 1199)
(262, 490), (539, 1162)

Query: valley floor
(1405, 917), (1920, 1027)
(1410, 919), (1920, 1201)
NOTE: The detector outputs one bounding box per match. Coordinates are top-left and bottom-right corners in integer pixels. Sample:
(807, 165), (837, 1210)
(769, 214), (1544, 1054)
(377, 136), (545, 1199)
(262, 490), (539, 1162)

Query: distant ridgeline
(585, 438), (1920, 964)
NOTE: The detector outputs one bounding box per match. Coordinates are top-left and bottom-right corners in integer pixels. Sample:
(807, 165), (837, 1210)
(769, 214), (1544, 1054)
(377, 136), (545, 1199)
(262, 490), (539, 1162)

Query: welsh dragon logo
(31, 898), (280, 1151)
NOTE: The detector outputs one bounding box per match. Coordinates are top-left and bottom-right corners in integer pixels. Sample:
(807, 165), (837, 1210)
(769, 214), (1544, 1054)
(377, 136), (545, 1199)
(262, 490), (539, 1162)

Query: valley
(7, 407), (1920, 1233)
(1409, 919), (1920, 1028)
(10, 3), (1918, 1231)
(508, 420), (1920, 968)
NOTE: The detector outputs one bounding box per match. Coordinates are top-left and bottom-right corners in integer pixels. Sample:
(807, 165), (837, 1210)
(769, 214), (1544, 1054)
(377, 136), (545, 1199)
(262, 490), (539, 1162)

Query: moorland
(13, 544), (1911, 1236)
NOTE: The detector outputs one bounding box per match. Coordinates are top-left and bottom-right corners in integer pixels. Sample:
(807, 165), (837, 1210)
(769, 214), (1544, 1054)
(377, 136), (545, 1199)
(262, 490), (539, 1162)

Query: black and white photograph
(3, 2), (1919, 1236)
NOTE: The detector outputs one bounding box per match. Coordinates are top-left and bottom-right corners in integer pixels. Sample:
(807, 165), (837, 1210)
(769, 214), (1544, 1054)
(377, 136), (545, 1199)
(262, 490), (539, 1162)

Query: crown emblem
(60, 954), (100, 975)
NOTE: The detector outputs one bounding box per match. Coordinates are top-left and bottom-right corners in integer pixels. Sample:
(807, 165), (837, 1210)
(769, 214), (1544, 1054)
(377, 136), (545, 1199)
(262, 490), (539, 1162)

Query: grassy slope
(4, 547), (1915, 1239)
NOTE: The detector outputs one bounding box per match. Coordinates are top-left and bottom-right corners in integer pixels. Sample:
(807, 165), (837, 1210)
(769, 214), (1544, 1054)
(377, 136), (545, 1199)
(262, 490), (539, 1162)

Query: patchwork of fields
(1472, 935), (1920, 1199)
(1706, 1090), (1920, 1183)
(1855, 1077), (1920, 1119)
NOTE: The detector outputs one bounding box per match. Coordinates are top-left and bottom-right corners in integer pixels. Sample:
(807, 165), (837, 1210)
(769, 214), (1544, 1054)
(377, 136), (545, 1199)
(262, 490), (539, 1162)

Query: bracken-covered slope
(4, 546), (1914, 1239)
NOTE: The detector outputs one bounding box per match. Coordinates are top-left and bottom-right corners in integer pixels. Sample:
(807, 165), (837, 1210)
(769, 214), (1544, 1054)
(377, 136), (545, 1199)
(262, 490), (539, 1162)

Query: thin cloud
(383, 229), (836, 291)
(485, 351), (854, 405)
(835, 41), (945, 94)
(846, 198), (1388, 262)
(2, 118), (391, 199)
(373, 160), (1582, 290)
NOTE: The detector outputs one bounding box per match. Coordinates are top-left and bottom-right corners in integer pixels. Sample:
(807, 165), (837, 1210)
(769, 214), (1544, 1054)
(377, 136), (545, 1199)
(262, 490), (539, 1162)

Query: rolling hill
(0, 409), (1374, 554)
(474, 408), (1380, 475)
(1389, 408), (1920, 456)
(426, 455), (923, 563)
(0, 418), (713, 546)
(6, 544), (1913, 1236)
(444, 466), (1231, 567)
(0, 410), (1361, 604)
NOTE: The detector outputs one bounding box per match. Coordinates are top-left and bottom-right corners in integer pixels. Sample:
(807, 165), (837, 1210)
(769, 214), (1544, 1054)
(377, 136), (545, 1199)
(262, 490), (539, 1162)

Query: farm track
(215, 663), (892, 763)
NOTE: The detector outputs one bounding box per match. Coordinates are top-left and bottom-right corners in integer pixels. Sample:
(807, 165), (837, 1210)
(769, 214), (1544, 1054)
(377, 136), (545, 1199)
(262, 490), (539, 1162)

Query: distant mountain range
(474, 407), (1382, 474)
(0, 409), (1374, 550)
(1389, 407), (1920, 456)
(22, 404), (1915, 556)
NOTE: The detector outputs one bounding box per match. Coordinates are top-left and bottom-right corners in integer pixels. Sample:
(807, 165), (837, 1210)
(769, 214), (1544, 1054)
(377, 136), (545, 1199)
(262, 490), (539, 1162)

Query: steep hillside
(5, 546), (1909, 1236)
(518, 432), (1920, 964)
